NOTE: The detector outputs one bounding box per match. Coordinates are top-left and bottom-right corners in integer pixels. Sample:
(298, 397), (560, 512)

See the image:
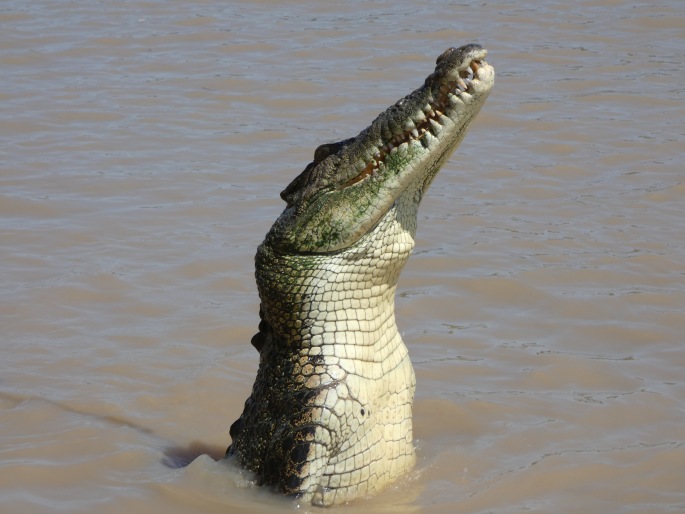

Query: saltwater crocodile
(226, 44), (494, 506)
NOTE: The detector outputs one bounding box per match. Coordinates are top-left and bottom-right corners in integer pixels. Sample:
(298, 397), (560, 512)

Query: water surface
(1, 1), (684, 512)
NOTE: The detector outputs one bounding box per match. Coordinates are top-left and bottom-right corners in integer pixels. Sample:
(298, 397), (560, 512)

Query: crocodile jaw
(269, 44), (494, 254)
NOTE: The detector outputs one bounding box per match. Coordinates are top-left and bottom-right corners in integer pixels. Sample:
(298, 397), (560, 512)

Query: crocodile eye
(313, 137), (355, 164)
(313, 144), (333, 163)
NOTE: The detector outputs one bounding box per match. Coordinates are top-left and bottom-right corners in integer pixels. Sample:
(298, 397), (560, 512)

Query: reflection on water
(1, 0), (684, 512)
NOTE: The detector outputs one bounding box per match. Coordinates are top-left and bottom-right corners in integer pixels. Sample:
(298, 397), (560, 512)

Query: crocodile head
(267, 44), (494, 253)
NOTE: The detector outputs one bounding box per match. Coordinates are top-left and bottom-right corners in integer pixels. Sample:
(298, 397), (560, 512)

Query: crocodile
(226, 43), (494, 506)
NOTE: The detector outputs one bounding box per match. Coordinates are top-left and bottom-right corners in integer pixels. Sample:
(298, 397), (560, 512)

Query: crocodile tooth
(429, 118), (442, 134)
(419, 131), (432, 148)
(411, 128), (419, 138)
(457, 77), (468, 92)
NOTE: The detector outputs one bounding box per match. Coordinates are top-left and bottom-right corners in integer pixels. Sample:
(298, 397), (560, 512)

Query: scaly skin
(226, 44), (495, 506)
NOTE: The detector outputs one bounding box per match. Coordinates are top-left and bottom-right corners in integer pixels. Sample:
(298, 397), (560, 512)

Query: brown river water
(2, 1), (684, 513)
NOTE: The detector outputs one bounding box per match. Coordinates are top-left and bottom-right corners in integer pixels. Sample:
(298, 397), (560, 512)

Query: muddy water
(1, 1), (684, 512)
